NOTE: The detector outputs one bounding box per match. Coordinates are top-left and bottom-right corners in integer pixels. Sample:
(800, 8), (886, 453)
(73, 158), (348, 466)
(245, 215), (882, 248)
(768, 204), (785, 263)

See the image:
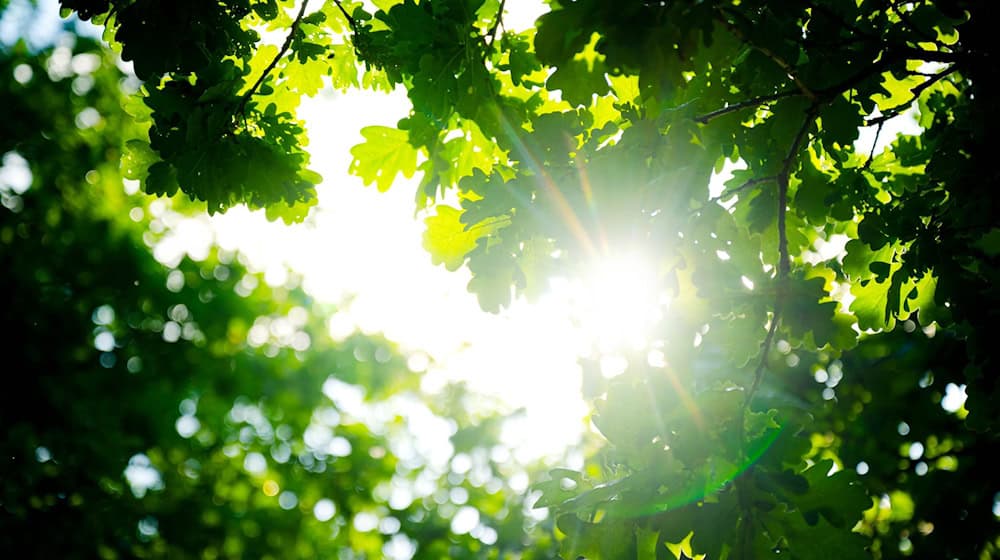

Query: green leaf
(533, 7), (588, 65)
(843, 239), (894, 280)
(349, 125), (418, 191)
(794, 157), (835, 225)
(121, 139), (158, 180)
(784, 275), (858, 350)
(849, 264), (912, 332)
(908, 271), (949, 325)
(818, 96), (861, 147)
(768, 505), (870, 560)
(145, 161), (179, 197)
(790, 459), (870, 529)
(467, 247), (518, 313)
(504, 33), (542, 87)
(422, 205), (505, 271)
(974, 228), (1000, 257)
(546, 58), (609, 107)
(556, 514), (636, 560)
(281, 56), (328, 96)
(264, 198), (315, 224)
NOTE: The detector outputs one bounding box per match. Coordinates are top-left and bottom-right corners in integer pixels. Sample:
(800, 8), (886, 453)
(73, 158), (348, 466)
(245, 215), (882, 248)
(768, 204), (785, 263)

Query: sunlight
(140, 0), (592, 461)
(165, 86), (594, 461)
(563, 252), (667, 354)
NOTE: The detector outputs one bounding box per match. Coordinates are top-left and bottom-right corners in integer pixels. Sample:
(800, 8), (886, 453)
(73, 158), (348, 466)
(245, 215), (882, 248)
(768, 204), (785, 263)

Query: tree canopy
(4, 0), (1000, 558)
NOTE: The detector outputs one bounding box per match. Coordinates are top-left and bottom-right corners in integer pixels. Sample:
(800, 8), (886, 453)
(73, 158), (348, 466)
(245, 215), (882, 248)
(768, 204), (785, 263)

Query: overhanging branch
(331, 0), (359, 35)
(487, 0), (507, 48)
(236, 0), (311, 123)
(695, 90), (800, 124)
(865, 65), (958, 126)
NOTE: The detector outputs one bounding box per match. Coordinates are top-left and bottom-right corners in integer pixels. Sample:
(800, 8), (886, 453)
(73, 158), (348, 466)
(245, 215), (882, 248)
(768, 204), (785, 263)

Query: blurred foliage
(8, 0), (1000, 558)
(0, 23), (560, 559)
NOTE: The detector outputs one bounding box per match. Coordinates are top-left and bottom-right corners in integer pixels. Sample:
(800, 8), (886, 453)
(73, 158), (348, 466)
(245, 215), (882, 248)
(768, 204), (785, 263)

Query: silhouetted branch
(487, 0), (506, 48)
(865, 65), (957, 126)
(695, 90), (800, 124)
(331, 0), (359, 35)
(710, 174), (779, 203)
(237, 0), (311, 122)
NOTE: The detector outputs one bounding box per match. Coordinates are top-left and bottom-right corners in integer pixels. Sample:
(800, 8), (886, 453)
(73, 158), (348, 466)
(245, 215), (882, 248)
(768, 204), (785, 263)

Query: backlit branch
(734, 106), (817, 559)
(862, 121), (885, 171)
(742, 108), (814, 406)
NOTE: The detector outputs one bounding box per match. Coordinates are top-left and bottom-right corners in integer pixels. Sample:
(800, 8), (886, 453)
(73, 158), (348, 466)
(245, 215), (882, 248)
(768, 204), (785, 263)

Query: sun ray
(493, 106), (600, 259)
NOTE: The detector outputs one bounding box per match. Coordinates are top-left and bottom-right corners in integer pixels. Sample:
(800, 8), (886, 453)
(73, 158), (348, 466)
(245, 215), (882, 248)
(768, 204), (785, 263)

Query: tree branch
(487, 0), (506, 48)
(862, 121), (885, 171)
(742, 111), (815, 401)
(734, 106), (816, 558)
(236, 0), (311, 123)
(865, 65), (957, 126)
(710, 174), (779, 203)
(694, 90), (800, 124)
(896, 46), (961, 64)
(775, 107), (816, 278)
(331, 0), (359, 35)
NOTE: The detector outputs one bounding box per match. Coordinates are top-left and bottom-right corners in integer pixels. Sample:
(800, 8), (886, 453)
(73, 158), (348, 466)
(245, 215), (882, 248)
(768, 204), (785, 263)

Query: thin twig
(811, 46), (958, 106)
(236, 0), (311, 122)
(694, 90), (800, 124)
(710, 174), (779, 203)
(862, 121), (885, 171)
(331, 0), (359, 34)
(865, 65), (957, 126)
(761, 44), (817, 101)
(776, 107), (817, 278)
(897, 46), (960, 64)
(487, 0), (506, 48)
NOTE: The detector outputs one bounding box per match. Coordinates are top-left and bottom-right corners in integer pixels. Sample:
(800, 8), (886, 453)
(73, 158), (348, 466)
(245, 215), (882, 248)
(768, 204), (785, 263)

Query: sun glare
(563, 252), (667, 354)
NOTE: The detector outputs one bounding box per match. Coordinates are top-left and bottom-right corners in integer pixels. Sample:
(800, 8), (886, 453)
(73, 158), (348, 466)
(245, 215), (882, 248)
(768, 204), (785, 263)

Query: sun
(562, 251), (668, 355)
